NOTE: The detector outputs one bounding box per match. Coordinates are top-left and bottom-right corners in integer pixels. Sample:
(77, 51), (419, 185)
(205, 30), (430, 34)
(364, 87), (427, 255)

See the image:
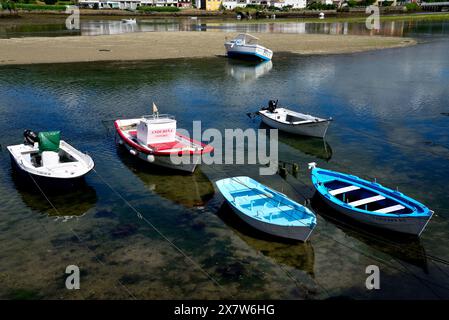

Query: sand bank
(0, 32), (416, 65)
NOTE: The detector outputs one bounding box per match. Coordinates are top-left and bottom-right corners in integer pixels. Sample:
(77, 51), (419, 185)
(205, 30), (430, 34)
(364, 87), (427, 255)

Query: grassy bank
(14, 4), (67, 11)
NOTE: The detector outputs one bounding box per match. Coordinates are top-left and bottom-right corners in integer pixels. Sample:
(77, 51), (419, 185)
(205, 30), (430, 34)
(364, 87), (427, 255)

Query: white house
(78, 0), (182, 9)
(272, 0), (307, 8)
(222, 0), (307, 9)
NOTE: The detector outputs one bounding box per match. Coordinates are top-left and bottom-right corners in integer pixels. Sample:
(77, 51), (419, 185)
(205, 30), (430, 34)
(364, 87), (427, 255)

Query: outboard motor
(23, 129), (39, 146)
(267, 99), (278, 113)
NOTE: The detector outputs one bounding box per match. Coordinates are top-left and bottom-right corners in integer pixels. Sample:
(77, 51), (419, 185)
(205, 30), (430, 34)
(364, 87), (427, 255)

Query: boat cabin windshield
(234, 33), (259, 45)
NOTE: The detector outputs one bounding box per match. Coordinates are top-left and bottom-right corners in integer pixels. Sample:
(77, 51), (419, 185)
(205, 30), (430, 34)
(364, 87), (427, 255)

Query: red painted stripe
(114, 120), (214, 156)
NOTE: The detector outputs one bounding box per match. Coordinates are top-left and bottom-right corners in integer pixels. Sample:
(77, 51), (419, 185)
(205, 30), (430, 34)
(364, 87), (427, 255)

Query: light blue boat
(215, 176), (317, 241)
(309, 163), (434, 236)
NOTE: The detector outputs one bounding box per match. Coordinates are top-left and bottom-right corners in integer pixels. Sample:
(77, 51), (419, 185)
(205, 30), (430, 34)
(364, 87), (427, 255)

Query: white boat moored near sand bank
(225, 33), (273, 61)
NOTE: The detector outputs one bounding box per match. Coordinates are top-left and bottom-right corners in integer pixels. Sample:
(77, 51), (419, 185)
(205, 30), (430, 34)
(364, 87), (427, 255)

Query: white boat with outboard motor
(257, 100), (332, 138)
(7, 130), (94, 187)
(225, 33), (273, 61)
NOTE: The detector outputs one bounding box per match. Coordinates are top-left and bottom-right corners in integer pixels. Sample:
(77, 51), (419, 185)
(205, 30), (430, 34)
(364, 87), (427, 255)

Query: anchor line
(210, 166), (449, 296)
(394, 258), (443, 300)
(205, 166), (331, 296)
(25, 171), (137, 300)
(313, 228), (449, 296)
(283, 170), (449, 266)
(279, 168), (449, 289)
(91, 168), (230, 297)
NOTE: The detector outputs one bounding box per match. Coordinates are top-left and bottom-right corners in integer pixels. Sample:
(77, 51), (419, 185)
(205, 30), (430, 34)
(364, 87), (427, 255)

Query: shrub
(15, 3), (67, 10)
(43, 0), (57, 4)
(137, 5), (180, 13)
(307, 2), (336, 10)
(405, 2), (420, 12)
(360, 0), (376, 5)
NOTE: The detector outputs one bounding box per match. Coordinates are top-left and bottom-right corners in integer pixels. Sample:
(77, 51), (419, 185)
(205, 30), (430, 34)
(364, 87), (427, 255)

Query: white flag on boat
(152, 102), (158, 114)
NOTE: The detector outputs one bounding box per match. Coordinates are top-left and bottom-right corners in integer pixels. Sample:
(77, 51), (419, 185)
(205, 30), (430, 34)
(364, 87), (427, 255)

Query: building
(200, 0), (222, 10)
(272, 0), (307, 8)
(78, 0), (190, 9)
(221, 0), (307, 9)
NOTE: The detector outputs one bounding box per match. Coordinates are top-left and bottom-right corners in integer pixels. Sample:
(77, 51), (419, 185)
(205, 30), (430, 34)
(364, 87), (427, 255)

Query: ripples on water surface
(1, 21), (449, 299)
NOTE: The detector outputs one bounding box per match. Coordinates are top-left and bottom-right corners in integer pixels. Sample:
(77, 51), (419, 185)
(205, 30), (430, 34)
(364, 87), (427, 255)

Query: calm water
(1, 16), (449, 38)
(1, 21), (449, 299)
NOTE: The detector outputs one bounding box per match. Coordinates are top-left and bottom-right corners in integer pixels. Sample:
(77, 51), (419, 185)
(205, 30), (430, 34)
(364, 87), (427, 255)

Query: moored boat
(225, 33), (273, 61)
(216, 176), (317, 241)
(309, 163), (434, 236)
(121, 18), (137, 24)
(114, 105), (213, 173)
(258, 100), (332, 138)
(7, 130), (94, 188)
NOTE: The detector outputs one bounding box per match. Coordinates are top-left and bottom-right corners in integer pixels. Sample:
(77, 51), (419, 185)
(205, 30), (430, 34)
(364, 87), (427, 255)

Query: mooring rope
(91, 167), (231, 298)
(25, 171), (137, 300)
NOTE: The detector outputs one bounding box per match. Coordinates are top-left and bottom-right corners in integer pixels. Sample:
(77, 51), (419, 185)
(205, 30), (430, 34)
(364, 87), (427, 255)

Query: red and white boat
(114, 113), (213, 173)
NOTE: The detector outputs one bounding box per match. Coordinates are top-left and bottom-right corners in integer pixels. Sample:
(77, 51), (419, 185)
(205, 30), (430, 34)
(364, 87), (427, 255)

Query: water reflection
(225, 60), (273, 82)
(216, 202), (315, 276)
(2, 17), (449, 38)
(311, 195), (429, 272)
(118, 149), (215, 209)
(279, 132), (332, 161)
(12, 172), (97, 218)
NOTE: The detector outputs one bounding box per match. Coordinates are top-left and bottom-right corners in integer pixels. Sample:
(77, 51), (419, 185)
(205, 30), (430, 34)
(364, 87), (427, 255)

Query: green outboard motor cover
(38, 131), (61, 152)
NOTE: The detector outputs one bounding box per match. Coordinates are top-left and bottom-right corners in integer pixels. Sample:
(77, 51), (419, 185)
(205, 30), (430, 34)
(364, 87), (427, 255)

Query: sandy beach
(0, 32), (416, 65)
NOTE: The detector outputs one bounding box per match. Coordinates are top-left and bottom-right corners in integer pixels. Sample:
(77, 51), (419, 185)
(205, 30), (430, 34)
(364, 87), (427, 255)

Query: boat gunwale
(312, 168), (432, 218)
(258, 111), (332, 126)
(114, 119), (213, 156)
(216, 176), (316, 228)
(7, 141), (94, 179)
(258, 108), (332, 126)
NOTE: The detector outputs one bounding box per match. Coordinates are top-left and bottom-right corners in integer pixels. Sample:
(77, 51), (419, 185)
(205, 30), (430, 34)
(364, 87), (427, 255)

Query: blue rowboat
(308, 163), (433, 236)
(215, 176), (317, 241)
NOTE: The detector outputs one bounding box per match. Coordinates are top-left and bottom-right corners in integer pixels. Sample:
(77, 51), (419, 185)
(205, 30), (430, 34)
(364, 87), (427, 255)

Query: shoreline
(0, 32), (416, 66)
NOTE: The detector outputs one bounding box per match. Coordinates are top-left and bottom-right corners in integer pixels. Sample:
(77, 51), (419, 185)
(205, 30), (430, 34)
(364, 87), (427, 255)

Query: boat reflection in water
(311, 195), (429, 273)
(118, 149), (214, 209)
(216, 202), (315, 276)
(12, 172), (97, 219)
(262, 123), (332, 161)
(225, 60), (273, 82)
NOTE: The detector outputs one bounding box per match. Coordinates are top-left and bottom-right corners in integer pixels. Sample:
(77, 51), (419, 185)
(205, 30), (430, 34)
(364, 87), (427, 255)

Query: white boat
(7, 130), (94, 188)
(258, 100), (332, 138)
(114, 104), (213, 173)
(216, 176), (317, 241)
(121, 18), (137, 24)
(225, 33), (273, 61)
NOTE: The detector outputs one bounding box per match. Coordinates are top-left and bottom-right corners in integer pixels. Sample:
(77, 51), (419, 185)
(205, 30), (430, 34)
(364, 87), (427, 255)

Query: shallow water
(1, 22), (449, 299)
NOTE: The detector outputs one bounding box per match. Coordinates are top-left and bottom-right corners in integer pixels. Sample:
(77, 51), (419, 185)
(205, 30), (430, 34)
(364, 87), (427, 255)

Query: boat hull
(225, 44), (272, 61)
(260, 114), (331, 138)
(317, 193), (431, 236)
(227, 201), (314, 241)
(9, 153), (88, 190)
(117, 138), (198, 173)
